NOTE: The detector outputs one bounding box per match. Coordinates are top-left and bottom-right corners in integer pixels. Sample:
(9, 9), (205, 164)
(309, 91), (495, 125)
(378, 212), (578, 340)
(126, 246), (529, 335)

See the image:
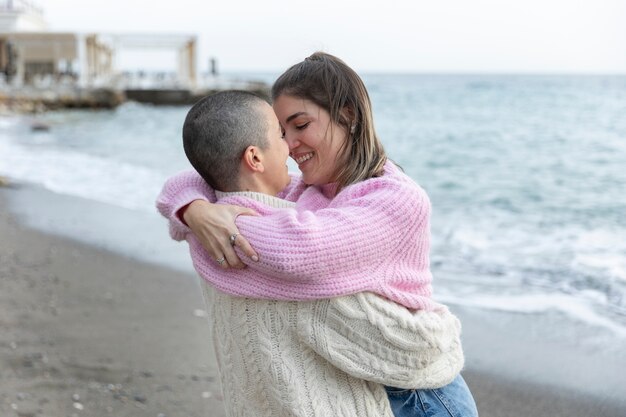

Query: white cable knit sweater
(194, 192), (464, 417)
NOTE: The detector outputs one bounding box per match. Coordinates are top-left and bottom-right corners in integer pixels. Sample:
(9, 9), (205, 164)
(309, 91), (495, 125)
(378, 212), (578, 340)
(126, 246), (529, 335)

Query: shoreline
(0, 186), (224, 417)
(1, 182), (625, 416)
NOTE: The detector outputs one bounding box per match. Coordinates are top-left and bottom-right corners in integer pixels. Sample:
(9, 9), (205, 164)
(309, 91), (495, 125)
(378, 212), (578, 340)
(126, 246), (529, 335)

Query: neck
(236, 175), (278, 196)
(215, 190), (295, 209)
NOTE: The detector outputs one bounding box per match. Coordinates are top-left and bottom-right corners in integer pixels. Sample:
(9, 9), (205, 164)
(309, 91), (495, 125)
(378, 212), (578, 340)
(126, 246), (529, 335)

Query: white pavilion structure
(0, 0), (197, 88)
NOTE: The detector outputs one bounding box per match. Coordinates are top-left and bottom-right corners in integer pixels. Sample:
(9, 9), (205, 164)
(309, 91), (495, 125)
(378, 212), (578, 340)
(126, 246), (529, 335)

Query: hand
(182, 200), (259, 270)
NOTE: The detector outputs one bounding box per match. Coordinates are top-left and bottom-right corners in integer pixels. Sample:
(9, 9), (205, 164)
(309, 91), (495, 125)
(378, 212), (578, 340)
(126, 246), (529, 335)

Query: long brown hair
(272, 52), (387, 194)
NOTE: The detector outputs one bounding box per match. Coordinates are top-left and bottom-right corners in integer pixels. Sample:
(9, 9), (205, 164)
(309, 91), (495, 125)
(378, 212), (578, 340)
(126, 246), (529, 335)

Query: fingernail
(252, 255), (259, 262)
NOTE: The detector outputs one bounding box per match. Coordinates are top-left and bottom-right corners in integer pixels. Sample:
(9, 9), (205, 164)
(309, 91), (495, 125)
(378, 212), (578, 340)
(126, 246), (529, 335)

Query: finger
(214, 254), (229, 270)
(225, 232), (248, 269)
(222, 244), (246, 269)
(210, 241), (229, 270)
(234, 234), (259, 262)
(200, 234), (232, 270)
(215, 231), (245, 269)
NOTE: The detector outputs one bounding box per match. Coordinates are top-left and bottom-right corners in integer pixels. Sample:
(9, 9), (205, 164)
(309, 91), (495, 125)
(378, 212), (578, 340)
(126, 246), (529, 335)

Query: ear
(341, 105), (356, 132)
(342, 105), (355, 120)
(241, 145), (265, 173)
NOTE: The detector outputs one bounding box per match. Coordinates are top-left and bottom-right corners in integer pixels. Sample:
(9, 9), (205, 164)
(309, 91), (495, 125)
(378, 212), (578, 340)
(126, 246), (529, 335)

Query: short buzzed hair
(183, 90), (269, 191)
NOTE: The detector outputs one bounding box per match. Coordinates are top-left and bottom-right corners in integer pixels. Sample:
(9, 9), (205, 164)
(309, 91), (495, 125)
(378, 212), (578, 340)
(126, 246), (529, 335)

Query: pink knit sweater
(156, 161), (441, 311)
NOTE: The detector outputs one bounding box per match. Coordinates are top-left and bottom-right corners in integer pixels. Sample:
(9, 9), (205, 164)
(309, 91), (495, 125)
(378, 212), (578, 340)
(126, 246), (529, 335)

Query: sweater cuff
(156, 172), (216, 241)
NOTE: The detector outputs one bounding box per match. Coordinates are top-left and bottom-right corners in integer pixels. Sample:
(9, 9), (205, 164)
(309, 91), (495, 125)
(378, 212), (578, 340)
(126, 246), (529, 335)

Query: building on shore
(0, 0), (46, 31)
(0, 1), (267, 109)
(0, 0), (197, 89)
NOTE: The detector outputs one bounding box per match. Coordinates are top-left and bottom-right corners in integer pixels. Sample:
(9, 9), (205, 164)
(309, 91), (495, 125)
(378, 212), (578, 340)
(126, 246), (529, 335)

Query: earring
(350, 124), (356, 134)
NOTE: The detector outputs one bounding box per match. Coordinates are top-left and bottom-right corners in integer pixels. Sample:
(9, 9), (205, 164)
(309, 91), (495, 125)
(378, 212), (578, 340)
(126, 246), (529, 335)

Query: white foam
(437, 290), (626, 338)
(451, 226), (492, 250)
(576, 229), (626, 249)
(0, 117), (19, 128)
(573, 229), (626, 281)
(0, 136), (167, 212)
(575, 253), (626, 282)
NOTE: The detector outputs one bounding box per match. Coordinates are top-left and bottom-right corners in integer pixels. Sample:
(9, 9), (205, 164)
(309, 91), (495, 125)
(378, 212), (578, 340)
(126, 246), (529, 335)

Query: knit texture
(215, 190), (297, 209)
(202, 285), (464, 417)
(156, 161), (440, 311)
(192, 192), (464, 417)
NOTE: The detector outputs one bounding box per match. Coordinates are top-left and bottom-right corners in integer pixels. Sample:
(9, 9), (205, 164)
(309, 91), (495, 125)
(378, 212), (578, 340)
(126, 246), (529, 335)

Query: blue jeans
(385, 375), (478, 417)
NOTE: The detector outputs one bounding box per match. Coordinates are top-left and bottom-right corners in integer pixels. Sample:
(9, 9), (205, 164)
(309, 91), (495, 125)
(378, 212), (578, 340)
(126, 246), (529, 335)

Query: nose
(284, 133), (300, 152)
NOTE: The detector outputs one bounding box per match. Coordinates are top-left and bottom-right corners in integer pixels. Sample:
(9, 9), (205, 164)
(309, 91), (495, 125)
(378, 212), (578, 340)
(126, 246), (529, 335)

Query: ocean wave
(0, 136), (166, 212)
(436, 291), (626, 338)
(2, 75), (625, 340)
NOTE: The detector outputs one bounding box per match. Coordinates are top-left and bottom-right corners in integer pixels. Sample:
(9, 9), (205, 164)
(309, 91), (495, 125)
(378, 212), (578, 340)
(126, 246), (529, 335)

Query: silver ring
(229, 233), (239, 247)
(216, 256), (226, 265)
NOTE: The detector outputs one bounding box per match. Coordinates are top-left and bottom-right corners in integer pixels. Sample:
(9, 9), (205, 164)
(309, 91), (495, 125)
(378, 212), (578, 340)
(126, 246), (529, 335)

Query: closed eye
(295, 122), (310, 130)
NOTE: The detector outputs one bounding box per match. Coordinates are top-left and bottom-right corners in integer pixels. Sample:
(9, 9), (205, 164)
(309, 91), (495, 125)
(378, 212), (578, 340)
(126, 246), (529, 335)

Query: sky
(40, 0), (626, 74)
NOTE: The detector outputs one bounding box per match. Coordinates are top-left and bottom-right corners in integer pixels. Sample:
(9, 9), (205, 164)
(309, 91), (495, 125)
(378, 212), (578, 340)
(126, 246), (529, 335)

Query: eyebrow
(286, 112), (308, 123)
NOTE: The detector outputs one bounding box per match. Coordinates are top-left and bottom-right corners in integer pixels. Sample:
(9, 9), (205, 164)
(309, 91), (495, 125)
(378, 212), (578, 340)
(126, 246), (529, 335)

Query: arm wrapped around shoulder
(155, 170), (216, 241)
(296, 293), (464, 389)
(237, 175), (431, 282)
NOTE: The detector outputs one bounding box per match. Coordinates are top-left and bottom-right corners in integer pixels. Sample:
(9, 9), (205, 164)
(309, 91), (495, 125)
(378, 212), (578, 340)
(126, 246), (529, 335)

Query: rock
(133, 394), (147, 404)
(31, 122), (50, 132)
(112, 392), (126, 401)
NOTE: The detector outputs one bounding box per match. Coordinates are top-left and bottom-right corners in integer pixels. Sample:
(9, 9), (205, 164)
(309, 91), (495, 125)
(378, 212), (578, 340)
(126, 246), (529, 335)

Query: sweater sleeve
(155, 170), (216, 241)
(296, 293), (464, 389)
(236, 176), (431, 283)
(155, 170), (305, 241)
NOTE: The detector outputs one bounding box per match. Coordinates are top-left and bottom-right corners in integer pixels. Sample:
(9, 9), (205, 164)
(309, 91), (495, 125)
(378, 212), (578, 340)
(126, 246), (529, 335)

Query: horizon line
(216, 69), (626, 77)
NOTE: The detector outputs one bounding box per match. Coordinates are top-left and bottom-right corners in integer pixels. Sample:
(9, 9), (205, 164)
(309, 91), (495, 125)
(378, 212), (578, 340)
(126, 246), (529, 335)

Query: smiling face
(273, 94), (348, 186)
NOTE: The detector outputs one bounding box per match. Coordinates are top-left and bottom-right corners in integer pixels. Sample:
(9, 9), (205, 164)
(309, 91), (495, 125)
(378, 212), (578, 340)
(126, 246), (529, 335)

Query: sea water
(1, 74), (625, 336)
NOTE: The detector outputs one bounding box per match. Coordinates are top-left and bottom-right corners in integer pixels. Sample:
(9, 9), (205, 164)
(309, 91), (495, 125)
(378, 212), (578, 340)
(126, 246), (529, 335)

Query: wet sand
(0, 188), (224, 417)
(1, 184), (624, 417)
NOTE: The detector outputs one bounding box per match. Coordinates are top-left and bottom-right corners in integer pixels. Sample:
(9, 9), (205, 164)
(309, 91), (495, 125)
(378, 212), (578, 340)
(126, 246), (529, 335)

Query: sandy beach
(1, 182), (625, 417)
(0, 185), (223, 417)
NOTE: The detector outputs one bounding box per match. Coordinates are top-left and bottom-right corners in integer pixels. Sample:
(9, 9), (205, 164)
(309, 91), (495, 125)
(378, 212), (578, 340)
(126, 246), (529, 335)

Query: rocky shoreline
(0, 82), (270, 113)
